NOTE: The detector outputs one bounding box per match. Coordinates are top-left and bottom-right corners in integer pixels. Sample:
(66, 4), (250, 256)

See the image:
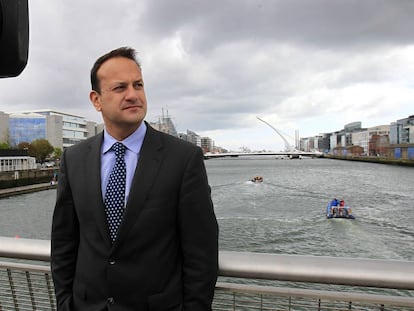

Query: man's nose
(125, 85), (138, 100)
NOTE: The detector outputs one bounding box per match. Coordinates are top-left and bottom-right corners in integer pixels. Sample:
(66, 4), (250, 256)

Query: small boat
(326, 199), (355, 219)
(250, 176), (263, 183)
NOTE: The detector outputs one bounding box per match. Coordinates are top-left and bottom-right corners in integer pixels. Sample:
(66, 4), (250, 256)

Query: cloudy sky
(1, 0), (413, 151)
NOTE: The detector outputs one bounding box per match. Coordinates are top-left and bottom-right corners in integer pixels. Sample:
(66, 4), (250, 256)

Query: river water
(1, 157), (413, 262)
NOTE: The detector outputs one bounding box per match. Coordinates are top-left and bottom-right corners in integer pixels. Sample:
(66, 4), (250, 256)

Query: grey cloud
(1, 0), (413, 149)
(142, 0), (414, 52)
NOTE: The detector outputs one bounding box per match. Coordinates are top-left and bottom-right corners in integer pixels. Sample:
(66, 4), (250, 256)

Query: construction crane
(256, 117), (296, 152)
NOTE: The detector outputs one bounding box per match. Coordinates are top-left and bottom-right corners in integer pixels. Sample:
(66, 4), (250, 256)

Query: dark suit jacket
(51, 124), (219, 311)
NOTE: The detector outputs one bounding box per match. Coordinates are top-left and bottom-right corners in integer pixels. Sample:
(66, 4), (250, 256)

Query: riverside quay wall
(0, 168), (56, 189)
(324, 154), (414, 167)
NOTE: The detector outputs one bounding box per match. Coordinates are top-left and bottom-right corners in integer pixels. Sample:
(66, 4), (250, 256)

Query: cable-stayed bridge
(205, 117), (322, 159)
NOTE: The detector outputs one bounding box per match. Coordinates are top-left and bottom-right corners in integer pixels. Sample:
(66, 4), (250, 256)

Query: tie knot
(112, 142), (126, 158)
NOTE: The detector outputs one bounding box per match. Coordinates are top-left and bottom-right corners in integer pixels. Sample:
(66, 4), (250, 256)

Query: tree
(29, 139), (54, 163)
(0, 142), (9, 149)
(17, 141), (30, 150)
(53, 147), (62, 160)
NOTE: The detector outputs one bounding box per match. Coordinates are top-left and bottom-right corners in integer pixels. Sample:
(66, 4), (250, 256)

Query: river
(1, 157), (413, 261)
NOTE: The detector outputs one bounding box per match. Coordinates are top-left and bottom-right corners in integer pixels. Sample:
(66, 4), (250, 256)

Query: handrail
(0, 236), (50, 261)
(1, 236), (414, 290)
(219, 251), (414, 290)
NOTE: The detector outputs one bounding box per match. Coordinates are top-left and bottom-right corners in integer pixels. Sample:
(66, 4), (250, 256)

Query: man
(326, 198), (338, 217)
(51, 47), (219, 311)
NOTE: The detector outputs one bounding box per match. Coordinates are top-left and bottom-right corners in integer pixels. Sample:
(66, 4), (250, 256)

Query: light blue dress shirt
(101, 122), (147, 204)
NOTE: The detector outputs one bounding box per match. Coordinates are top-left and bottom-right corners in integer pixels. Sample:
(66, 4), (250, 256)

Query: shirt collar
(103, 122), (147, 155)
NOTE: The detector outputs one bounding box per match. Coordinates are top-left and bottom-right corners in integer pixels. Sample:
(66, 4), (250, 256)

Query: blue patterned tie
(104, 142), (126, 242)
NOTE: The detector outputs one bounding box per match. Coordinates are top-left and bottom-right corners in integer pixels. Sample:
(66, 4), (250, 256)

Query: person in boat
(338, 199), (346, 216)
(251, 176), (263, 183)
(327, 198), (339, 216)
(339, 199), (354, 217)
(327, 198), (354, 219)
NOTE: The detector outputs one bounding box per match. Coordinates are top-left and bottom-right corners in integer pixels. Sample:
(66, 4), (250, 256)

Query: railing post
(45, 272), (56, 310)
(7, 269), (19, 311)
(260, 294), (263, 310)
(25, 271), (36, 310)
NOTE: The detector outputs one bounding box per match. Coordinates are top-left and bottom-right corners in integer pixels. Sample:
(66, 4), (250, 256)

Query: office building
(390, 115), (414, 144)
(352, 125), (390, 156)
(7, 110), (97, 149)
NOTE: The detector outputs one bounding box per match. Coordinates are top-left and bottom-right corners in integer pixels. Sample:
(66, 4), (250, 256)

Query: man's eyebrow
(113, 78), (143, 83)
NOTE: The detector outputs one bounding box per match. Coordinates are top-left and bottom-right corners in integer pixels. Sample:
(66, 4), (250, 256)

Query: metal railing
(1, 236), (414, 310)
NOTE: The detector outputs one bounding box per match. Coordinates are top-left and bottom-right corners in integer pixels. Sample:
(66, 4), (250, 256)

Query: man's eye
(134, 82), (144, 89)
(113, 85), (126, 91)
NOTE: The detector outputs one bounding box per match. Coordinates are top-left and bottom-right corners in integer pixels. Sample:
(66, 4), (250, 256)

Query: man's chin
(124, 109), (146, 121)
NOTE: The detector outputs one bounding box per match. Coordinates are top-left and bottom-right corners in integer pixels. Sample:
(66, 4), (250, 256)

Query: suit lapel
(86, 133), (113, 248)
(114, 126), (163, 246)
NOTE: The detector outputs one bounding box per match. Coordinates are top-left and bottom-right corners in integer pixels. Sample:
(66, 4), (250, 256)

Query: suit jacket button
(109, 259), (116, 265)
(107, 297), (114, 304)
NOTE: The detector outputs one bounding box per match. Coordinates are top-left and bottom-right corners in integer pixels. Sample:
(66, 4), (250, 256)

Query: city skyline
(3, 108), (412, 153)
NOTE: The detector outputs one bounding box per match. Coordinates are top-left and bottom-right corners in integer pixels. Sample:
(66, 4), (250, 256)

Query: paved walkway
(0, 183), (57, 198)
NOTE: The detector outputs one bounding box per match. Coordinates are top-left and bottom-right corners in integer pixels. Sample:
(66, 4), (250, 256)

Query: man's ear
(90, 91), (102, 112)
(0, 0), (29, 78)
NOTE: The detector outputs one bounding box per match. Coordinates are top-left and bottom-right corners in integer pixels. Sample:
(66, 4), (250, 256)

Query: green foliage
(0, 142), (10, 149)
(29, 139), (54, 163)
(53, 147), (62, 159)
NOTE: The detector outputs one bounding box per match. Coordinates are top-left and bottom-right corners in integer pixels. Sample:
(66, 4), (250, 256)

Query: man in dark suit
(51, 47), (219, 311)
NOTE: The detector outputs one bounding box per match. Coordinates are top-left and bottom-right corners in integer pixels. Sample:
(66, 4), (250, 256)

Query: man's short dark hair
(90, 47), (141, 93)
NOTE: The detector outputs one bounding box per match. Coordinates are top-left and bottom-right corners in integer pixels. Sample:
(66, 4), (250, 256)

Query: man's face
(90, 56), (147, 138)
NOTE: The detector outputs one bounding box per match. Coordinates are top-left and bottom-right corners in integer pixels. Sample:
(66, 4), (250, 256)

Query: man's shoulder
(64, 133), (102, 155)
(147, 125), (197, 150)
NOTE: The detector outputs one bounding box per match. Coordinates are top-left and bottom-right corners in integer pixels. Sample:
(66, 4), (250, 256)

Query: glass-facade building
(7, 110), (98, 149)
(390, 115), (414, 144)
(9, 114), (46, 146)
